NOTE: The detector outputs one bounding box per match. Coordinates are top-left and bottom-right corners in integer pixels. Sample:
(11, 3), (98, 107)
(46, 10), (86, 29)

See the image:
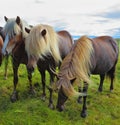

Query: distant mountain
(73, 35), (96, 40)
(73, 35), (120, 40)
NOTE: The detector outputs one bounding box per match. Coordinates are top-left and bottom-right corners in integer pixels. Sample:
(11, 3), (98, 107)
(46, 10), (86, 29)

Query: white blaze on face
(2, 34), (9, 55)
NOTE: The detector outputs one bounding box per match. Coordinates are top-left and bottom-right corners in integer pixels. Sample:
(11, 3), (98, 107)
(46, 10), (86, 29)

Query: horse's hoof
(110, 89), (113, 92)
(56, 105), (65, 112)
(81, 111), (87, 118)
(10, 94), (18, 103)
(4, 76), (7, 80)
(41, 95), (46, 101)
(98, 88), (102, 92)
(29, 89), (36, 95)
(48, 103), (55, 110)
(77, 97), (82, 104)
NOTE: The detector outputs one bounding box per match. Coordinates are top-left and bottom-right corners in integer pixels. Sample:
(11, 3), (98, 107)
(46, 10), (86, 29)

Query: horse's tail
(106, 60), (118, 82)
(106, 38), (119, 82)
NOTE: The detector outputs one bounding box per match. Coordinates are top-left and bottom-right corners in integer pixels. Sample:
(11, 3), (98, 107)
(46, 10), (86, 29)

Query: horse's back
(92, 36), (118, 57)
(57, 30), (73, 59)
(91, 36), (119, 74)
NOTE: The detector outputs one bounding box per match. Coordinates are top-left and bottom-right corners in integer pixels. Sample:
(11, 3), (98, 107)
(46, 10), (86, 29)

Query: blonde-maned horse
(55, 36), (118, 118)
(1, 16), (36, 102)
(25, 24), (70, 70)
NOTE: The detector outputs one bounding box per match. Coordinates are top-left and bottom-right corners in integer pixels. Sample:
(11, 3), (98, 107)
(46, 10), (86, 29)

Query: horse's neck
(0, 31), (5, 41)
(12, 40), (25, 54)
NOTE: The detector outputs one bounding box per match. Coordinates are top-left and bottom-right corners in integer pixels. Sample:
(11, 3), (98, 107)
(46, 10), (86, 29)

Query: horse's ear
(16, 16), (21, 25)
(41, 29), (46, 36)
(49, 66), (59, 79)
(4, 16), (8, 22)
(25, 27), (31, 33)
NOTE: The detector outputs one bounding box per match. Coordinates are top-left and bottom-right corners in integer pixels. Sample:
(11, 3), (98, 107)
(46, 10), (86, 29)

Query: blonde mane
(25, 24), (62, 62)
(57, 36), (94, 97)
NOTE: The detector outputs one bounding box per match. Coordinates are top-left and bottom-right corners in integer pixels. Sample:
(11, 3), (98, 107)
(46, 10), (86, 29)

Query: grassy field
(0, 40), (120, 125)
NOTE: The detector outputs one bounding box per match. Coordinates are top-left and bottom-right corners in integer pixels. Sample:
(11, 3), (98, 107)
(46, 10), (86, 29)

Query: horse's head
(25, 25), (49, 73)
(56, 76), (86, 112)
(25, 24), (62, 72)
(56, 86), (68, 111)
(56, 77), (77, 111)
(55, 78), (68, 111)
(2, 16), (29, 55)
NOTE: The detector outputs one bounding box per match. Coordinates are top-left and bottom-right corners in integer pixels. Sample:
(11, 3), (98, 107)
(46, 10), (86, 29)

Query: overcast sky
(0, 0), (120, 38)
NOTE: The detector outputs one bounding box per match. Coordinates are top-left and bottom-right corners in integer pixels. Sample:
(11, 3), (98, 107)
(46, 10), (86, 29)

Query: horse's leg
(98, 74), (105, 92)
(10, 63), (19, 102)
(77, 86), (82, 103)
(4, 55), (9, 80)
(81, 82), (88, 118)
(27, 69), (35, 95)
(40, 71), (46, 101)
(109, 66), (116, 92)
(48, 70), (55, 109)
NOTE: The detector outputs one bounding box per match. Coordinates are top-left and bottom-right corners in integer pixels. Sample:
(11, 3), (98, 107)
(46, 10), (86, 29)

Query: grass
(0, 39), (120, 125)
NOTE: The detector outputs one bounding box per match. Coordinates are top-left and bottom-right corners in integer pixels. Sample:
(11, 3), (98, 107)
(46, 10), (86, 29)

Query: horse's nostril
(5, 50), (8, 56)
(27, 66), (34, 73)
(56, 105), (64, 112)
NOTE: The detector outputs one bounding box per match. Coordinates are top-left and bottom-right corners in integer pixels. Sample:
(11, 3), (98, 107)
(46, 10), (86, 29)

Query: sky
(0, 0), (120, 39)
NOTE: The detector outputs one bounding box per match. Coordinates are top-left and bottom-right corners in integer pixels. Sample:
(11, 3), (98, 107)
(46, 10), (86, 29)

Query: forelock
(3, 19), (20, 39)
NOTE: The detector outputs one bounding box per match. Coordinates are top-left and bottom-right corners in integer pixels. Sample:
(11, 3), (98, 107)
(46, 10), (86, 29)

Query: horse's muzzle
(27, 66), (34, 73)
(56, 104), (65, 112)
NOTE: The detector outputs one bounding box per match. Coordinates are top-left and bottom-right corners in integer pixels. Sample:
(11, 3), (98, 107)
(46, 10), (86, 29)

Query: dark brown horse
(25, 24), (74, 108)
(2, 16), (36, 102)
(55, 36), (119, 117)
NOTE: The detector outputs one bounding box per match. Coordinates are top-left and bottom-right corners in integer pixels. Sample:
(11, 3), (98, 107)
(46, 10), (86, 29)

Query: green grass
(0, 40), (120, 125)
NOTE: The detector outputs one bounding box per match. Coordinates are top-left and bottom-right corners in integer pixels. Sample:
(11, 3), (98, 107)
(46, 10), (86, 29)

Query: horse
(54, 36), (119, 118)
(2, 16), (36, 102)
(24, 24), (74, 108)
(2, 16), (74, 108)
(25, 24), (74, 69)
(0, 26), (10, 79)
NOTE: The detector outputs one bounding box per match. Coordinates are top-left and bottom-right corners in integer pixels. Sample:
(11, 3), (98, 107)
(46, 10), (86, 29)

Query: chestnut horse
(0, 26), (10, 79)
(0, 26), (4, 65)
(0, 35), (3, 65)
(55, 36), (118, 118)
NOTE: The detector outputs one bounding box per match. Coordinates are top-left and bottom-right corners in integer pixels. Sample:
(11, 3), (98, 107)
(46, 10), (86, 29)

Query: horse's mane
(0, 27), (5, 40)
(57, 36), (94, 97)
(25, 24), (62, 62)
(3, 18), (29, 39)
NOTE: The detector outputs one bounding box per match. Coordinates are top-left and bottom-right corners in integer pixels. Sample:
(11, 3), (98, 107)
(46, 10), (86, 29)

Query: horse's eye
(14, 33), (16, 36)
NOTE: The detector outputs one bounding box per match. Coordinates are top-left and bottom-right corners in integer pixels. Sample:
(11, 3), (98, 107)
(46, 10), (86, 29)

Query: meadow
(0, 39), (120, 125)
